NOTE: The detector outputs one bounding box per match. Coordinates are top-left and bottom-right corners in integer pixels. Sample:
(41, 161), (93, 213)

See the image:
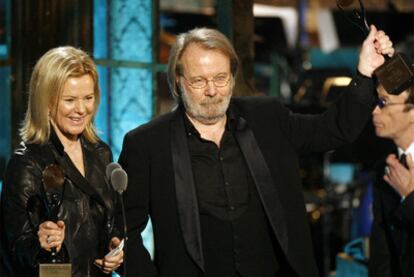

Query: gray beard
(180, 86), (232, 125)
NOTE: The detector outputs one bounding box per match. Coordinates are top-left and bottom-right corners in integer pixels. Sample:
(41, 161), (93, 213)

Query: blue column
(93, 0), (155, 264)
(94, 0), (154, 159)
(0, 0), (11, 190)
(94, 0), (110, 143)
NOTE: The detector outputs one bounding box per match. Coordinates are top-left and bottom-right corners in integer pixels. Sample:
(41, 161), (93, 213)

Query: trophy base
(39, 263), (72, 277)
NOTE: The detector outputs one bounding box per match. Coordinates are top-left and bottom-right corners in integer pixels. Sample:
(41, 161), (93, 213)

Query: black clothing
(185, 113), (284, 276)
(369, 159), (414, 277)
(118, 74), (375, 277)
(399, 153), (408, 169)
(184, 113), (250, 221)
(0, 130), (117, 277)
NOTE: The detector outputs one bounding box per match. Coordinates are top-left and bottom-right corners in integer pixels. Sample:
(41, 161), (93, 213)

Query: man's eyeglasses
(181, 74), (231, 89)
(377, 98), (407, 109)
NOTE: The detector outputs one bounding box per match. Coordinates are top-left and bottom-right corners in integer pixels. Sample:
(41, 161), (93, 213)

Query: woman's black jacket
(0, 131), (119, 277)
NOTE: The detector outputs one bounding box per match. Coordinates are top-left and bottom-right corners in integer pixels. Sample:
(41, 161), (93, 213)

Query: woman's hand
(94, 237), (124, 274)
(37, 220), (65, 252)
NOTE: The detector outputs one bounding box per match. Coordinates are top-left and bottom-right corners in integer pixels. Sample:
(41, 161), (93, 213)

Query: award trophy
(39, 164), (71, 277)
(336, 0), (369, 35)
(337, 0), (414, 95)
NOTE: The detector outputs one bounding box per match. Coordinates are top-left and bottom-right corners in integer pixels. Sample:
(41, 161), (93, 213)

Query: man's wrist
(401, 190), (414, 203)
(356, 68), (372, 78)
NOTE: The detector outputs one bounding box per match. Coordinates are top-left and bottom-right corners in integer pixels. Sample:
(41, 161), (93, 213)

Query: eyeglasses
(181, 74), (231, 89)
(377, 98), (407, 109)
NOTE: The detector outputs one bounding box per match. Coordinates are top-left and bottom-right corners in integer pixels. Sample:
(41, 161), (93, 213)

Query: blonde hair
(167, 28), (239, 101)
(20, 46), (100, 144)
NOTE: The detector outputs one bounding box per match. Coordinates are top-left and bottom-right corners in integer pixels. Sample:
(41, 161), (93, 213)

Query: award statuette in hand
(39, 164), (71, 277)
(337, 0), (414, 95)
(336, 0), (369, 35)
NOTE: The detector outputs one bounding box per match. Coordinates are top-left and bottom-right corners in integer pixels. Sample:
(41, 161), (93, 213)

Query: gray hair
(167, 27), (239, 101)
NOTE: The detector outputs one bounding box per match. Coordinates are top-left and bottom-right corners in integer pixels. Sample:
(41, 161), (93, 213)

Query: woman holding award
(0, 46), (123, 276)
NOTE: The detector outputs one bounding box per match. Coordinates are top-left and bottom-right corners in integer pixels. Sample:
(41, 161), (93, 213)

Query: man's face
(177, 43), (233, 125)
(372, 85), (414, 144)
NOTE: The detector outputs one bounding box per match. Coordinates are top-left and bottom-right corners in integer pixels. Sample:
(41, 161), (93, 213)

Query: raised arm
(358, 25), (394, 77)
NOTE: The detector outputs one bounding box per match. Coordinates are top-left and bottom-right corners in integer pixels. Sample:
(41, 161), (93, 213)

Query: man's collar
(399, 141), (414, 160)
(183, 113), (199, 137)
(181, 104), (239, 137)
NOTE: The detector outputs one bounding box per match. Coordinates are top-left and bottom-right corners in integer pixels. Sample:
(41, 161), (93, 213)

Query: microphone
(110, 168), (128, 194)
(109, 166), (128, 276)
(106, 162), (122, 181)
(41, 164), (65, 263)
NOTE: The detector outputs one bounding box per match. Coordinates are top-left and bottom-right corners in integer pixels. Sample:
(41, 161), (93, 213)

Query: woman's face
(50, 74), (95, 141)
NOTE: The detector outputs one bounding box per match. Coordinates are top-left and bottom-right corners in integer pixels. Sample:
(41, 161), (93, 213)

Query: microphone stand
(109, 165), (128, 277)
(119, 192), (128, 277)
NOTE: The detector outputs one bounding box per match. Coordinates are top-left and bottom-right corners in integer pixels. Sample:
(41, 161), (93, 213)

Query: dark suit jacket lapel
(170, 108), (205, 272)
(234, 116), (289, 255)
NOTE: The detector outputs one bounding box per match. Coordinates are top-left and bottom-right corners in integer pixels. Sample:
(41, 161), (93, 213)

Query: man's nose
(372, 105), (380, 115)
(204, 80), (217, 96)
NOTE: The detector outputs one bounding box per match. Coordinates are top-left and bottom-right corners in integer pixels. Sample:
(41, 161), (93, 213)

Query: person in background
(0, 46), (123, 276)
(118, 25), (393, 276)
(369, 67), (414, 277)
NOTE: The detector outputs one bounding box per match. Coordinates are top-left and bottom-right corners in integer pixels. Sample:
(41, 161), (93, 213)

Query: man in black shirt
(118, 25), (394, 276)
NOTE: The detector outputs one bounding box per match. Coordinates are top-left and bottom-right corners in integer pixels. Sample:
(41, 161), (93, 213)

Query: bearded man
(118, 26), (393, 277)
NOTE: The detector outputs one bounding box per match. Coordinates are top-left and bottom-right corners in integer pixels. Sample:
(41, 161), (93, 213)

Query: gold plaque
(39, 263), (72, 277)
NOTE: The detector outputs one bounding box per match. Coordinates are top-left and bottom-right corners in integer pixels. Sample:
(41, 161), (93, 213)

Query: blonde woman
(0, 46), (123, 276)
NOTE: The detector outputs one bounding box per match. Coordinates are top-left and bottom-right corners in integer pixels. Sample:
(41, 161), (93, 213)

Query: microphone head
(337, 0), (354, 7)
(106, 162), (122, 180)
(42, 164), (65, 192)
(111, 168), (128, 194)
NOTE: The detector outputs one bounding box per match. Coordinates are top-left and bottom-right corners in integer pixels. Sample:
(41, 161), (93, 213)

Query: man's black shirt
(184, 111), (296, 277)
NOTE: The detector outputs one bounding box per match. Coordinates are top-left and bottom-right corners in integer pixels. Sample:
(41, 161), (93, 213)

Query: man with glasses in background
(118, 26), (393, 277)
(369, 60), (414, 277)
